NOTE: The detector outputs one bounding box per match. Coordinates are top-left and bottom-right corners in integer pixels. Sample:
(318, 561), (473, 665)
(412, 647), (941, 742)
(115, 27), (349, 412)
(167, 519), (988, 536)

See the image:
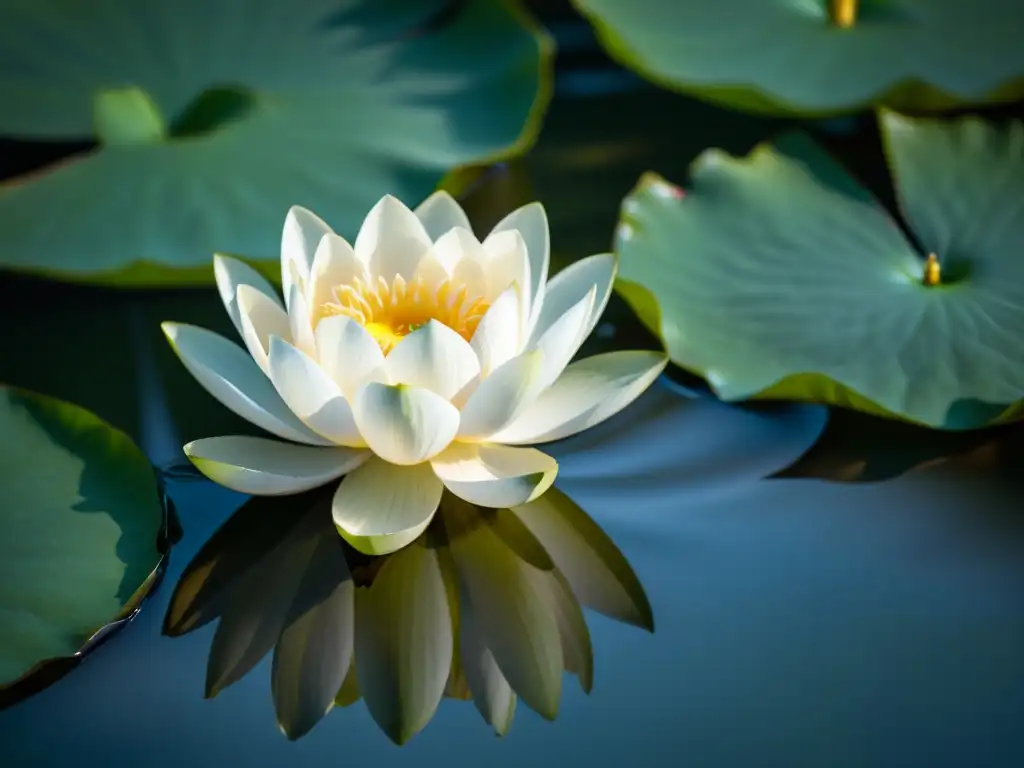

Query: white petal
(162, 322), (331, 446)
(353, 382), (459, 465)
(529, 253), (616, 348)
(491, 351), (668, 445)
(384, 321), (481, 401)
(480, 230), (531, 330)
(213, 254), (282, 339)
(529, 287), (596, 392)
(314, 315), (387, 398)
(485, 203), (548, 336)
(282, 206), (332, 312)
(185, 436), (367, 495)
(332, 458), (443, 555)
(413, 226), (485, 292)
(307, 233), (367, 314)
(432, 443), (557, 508)
(287, 284), (317, 357)
(236, 284), (291, 375)
(267, 336), (364, 447)
(470, 283), (522, 376)
(414, 190), (473, 240)
(355, 195), (432, 281)
(457, 351), (544, 441)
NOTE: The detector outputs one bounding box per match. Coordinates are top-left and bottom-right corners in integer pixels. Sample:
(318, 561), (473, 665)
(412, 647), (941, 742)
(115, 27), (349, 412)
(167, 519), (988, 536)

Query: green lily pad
(0, 385), (164, 703)
(572, 0), (1024, 115)
(0, 0), (551, 285)
(615, 112), (1024, 430)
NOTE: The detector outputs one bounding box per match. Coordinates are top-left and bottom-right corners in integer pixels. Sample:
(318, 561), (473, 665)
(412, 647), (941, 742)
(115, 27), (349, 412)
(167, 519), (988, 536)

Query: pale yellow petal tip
(526, 466), (558, 503)
(160, 321), (181, 345)
(336, 523), (426, 557)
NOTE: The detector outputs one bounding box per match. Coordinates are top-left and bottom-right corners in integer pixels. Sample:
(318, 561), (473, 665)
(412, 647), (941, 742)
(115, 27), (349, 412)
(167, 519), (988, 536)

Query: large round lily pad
(0, 0), (551, 285)
(572, 0), (1024, 115)
(0, 385), (164, 703)
(615, 112), (1024, 430)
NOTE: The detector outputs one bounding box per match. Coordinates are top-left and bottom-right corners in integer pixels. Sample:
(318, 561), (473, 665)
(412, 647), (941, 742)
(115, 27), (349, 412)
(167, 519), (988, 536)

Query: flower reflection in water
(164, 484), (652, 744)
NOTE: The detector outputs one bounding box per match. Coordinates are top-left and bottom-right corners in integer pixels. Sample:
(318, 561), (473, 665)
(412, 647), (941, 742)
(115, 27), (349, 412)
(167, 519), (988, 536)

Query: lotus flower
(163, 192), (667, 555)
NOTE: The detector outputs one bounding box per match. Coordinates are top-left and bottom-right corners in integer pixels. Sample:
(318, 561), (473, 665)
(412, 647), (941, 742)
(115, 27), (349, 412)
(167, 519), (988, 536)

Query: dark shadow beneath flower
(163, 484), (653, 744)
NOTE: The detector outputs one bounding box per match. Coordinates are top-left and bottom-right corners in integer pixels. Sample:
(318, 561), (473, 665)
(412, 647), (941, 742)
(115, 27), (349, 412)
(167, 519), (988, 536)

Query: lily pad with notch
(0, 0), (551, 285)
(0, 385), (167, 708)
(615, 111), (1024, 429)
(572, 0), (1024, 115)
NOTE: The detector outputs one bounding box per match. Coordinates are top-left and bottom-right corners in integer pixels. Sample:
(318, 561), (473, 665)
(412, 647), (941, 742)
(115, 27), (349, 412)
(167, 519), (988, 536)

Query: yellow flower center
(316, 274), (490, 354)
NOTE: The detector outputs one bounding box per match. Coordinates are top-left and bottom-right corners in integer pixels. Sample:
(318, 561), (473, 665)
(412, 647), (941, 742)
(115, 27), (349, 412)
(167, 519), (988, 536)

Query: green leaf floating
(572, 0), (1024, 115)
(0, 385), (164, 703)
(615, 112), (1024, 430)
(0, 0), (551, 285)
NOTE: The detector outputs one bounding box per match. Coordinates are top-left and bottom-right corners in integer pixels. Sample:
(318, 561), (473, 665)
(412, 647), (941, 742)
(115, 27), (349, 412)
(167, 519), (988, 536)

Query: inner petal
(314, 273), (490, 355)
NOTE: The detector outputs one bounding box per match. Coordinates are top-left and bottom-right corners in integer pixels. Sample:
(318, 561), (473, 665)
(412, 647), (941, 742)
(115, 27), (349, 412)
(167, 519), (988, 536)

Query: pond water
(2, 4), (1024, 766)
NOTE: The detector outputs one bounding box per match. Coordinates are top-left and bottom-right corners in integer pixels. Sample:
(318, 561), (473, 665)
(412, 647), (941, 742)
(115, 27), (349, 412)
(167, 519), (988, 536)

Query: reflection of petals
(334, 656), (361, 708)
(354, 542), (452, 745)
(443, 500), (563, 719)
(513, 488), (654, 631)
(271, 535), (354, 740)
(460, 603), (517, 736)
(549, 569), (593, 693)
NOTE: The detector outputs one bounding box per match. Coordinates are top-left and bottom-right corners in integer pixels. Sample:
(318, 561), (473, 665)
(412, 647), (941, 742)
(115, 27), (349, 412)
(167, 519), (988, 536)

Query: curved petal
(414, 190), (472, 241)
(470, 283), (523, 376)
(491, 351), (669, 445)
(185, 436), (368, 495)
(355, 195), (432, 281)
(529, 287), (596, 392)
(384, 321), (481, 401)
(332, 458), (443, 556)
(237, 283), (291, 375)
(485, 202), (549, 336)
(353, 382), (459, 465)
(413, 226), (486, 292)
(214, 254), (282, 339)
(457, 351), (544, 441)
(282, 205), (332, 312)
(287, 284), (317, 357)
(528, 253), (616, 348)
(307, 232), (368, 314)
(431, 443), (557, 508)
(314, 315), (387, 398)
(268, 336), (364, 447)
(480, 230), (531, 334)
(162, 322), (331, 445)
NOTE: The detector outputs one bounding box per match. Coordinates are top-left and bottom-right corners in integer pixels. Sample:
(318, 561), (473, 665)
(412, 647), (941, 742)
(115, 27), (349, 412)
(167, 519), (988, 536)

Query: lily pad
(572, 0), (1024, 115)
(0, 0), (551, 285)
(0, 385), (164, 704)
(615, 112), (1024, 429)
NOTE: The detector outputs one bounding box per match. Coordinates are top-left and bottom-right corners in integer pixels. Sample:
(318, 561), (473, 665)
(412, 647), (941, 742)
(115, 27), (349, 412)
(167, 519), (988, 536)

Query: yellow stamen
(828, 0), (857, 28)
(923, 253), (941, 287)
(316, 274), (490, 354)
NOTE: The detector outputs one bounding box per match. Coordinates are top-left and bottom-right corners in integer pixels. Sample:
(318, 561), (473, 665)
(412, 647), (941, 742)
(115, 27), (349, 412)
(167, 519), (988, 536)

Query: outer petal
(528, 254), (616, 348)
(384, 321), (481, 401)
(414, 190), (472, 241)
(237, 283), (290, 375)
(431, 443), (557, 508)
(491, 351), (669, 445)
(529, 287), (596, 392)
(470, 284), (522, 376)
(268, 336), (364, 447)
(484, 203), (549, 336)
(332, 458), (443, 556)
(315, 315), (387, 398)
(287, 284), (317, 357)
(353, 382), (459, 465)
(355, 195), (433, 281)
(480, 230), (531, 339)
(185, 436), (368, 495)
(457, 351), (544, 441)
(307, 233), (368, 314)
(282, 206), (332, 312)
(213, 254), (281, 339)
(162, 322), (331, 446)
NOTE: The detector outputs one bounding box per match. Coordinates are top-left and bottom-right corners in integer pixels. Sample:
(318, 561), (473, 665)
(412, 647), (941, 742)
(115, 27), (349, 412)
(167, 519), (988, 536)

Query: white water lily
(163, 192), (667, 555)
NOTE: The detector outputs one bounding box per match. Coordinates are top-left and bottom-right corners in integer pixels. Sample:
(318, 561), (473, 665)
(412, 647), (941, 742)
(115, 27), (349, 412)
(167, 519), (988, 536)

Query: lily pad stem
(923, 253), (941, 286)
(828, 0), (858, 28)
